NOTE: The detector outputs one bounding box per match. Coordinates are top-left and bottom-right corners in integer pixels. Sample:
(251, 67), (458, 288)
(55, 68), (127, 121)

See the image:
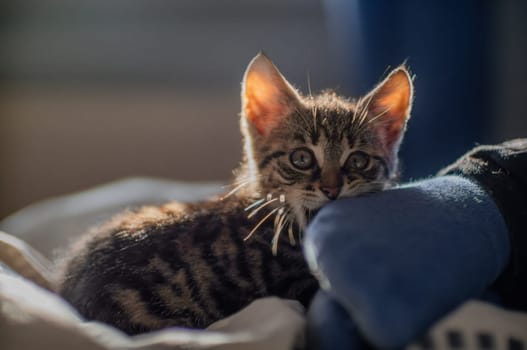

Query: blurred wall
(323, 0), (527, 179)
(1, 0), (526, 220)
(0, 0), (337, 219)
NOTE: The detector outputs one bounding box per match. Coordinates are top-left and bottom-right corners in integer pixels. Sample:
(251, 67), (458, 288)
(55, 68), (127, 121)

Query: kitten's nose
(320, 185), (341, 200)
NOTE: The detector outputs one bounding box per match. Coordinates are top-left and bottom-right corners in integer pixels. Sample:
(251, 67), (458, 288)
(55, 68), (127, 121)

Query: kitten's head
(238, 53), (413, 228)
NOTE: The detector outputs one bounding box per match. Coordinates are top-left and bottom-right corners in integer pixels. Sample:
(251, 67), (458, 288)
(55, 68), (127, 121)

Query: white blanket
(1, 177), (526, 350)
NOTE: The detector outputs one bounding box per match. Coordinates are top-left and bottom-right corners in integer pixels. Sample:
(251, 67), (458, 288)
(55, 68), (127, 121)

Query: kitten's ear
(242, 53), (300, 136)
(361, 65), (414, 152)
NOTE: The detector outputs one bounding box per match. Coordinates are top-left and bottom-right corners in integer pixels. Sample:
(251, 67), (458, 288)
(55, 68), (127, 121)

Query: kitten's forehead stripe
(309, 126), (320, 145)
(293, 134), (306, 143)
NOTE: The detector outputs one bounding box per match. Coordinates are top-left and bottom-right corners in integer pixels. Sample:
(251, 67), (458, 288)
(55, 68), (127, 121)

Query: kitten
(58, 53), (413, 335)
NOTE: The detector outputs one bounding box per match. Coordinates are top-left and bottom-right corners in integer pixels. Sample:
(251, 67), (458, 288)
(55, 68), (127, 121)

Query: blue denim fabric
(304, 176), (509, 348)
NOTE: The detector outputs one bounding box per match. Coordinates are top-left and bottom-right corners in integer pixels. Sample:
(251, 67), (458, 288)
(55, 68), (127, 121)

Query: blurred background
(0, 0), (526, 220)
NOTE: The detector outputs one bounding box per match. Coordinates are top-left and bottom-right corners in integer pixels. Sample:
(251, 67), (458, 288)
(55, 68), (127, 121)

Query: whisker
(313, 104), (318, 130)
(288, 220), (296, 246)
(310, 98), (318, 136)
(365, 107), (390, 125)
(353, 95), (390, 135)
(222, 180), (246, 189)
(226, 175), (261, 187)
(274, 207), (290, 232)
(220, 181), (252, 200)
(294, 106), (312, 130)
(351, 96), (364, 131)
(273, 207), (284, 228)
(294, 205), (307, 230)
(307, 71), (313, 99)
(247, 197), (278, 219)
(306, 73), (318, 134)
(244, 198), (266, 212)
(272, 208), (289, 255)
(361, 94), (374, 120)
(354, 93), (374, 130)
(244, 206), (282, 241)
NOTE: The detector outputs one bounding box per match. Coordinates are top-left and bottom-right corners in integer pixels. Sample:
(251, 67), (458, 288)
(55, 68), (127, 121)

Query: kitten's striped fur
(59, 53), (413, 334)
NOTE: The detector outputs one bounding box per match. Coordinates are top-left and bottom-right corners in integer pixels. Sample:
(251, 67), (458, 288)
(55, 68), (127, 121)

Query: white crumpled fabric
(0, 178), (308, 350)
(0, 265), (307, 350)
(1, 177), (526, 350)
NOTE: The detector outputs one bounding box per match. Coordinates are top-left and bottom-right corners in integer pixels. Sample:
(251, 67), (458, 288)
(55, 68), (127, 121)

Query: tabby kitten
(59, 53), (413, 335)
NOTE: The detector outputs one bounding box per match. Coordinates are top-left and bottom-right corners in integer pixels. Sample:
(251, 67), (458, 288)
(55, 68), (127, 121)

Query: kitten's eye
(346, 151), (370, 170)
(290, 148), (315, 170)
